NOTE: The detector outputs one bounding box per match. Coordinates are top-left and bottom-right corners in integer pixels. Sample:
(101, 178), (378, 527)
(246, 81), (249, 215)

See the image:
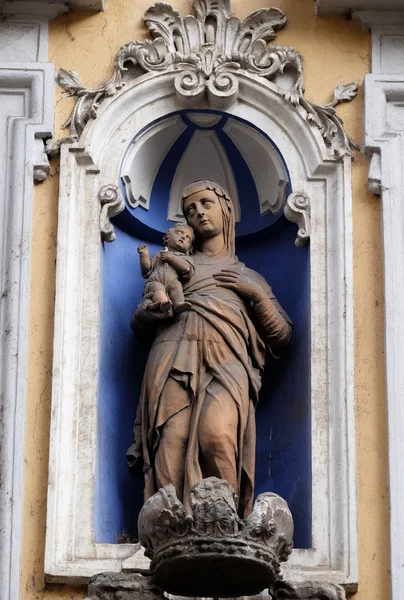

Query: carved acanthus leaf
(331, 81), (358, 106)
(58, 68), (85, 95)
(47, 0), (358, 159)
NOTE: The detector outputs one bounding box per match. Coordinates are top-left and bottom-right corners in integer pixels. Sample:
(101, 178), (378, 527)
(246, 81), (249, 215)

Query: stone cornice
(316, 0), (404, 16)
(0, 0), (104, 18)
(352, 10), (404, 27)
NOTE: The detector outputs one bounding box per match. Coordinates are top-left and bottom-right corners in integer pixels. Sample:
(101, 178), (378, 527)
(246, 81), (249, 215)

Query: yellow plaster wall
(21, 0), (390, 598)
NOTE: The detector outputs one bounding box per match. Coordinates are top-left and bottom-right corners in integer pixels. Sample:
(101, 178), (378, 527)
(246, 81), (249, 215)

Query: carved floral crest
(48, 0), (358, 159)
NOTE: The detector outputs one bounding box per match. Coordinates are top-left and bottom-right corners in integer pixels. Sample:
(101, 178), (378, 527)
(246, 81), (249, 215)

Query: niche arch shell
(45, 69), (357, 589)
(120, 109), (291, 231)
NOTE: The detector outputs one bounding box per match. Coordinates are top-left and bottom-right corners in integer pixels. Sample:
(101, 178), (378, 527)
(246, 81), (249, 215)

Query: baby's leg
(167, 280), (191, 314)
(146, 281), (171, 311)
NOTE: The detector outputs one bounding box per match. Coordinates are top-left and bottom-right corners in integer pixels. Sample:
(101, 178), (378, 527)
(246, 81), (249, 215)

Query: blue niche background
(95, 111), (311, 548)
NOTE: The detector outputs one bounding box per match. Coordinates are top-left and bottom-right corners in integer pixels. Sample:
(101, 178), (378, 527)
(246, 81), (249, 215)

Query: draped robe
(130, 252), (292, 517)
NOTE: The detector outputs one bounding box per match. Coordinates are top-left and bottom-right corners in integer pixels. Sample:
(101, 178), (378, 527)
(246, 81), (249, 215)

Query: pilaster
(0, 3), (103, 599)
(316, 5), (404, 599)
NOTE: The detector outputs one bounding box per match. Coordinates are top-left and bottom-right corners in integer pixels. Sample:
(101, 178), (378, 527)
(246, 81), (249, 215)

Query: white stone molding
(344, 10), (404, 598)
(367, 150), (381, 197)
(353, 11), (404, 28)
(0, 62), (54, 600)
(363, 15), (404, 593)
(0, 7), (103, 600)
(316, 0), (404, 16)
(310, 10), (404, 596)
(368, 25), (404, 76)
(99, 184), (125, 243)
(48, 0), (358, 161)
(364, 71), (404, 600)
(45, 64), (357, 591)
(0, 16), (49, 62)
(0, 16), (54, 183)
(284, 192), (311, 248)
(0, 0), (104, 18)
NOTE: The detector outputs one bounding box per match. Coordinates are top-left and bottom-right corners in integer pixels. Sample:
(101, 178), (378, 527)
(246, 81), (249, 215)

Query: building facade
(1, 0), (403, 598)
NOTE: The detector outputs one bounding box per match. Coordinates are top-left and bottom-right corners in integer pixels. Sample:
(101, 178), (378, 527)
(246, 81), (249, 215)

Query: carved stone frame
(0, 62), (54, 600)
(45, 68), (357, 591)
(364, 73), (404, 600)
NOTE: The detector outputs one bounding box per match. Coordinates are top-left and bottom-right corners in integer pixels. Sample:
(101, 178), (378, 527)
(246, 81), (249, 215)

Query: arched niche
(97, 106), (310, 546)
(45, 69), (357, 591)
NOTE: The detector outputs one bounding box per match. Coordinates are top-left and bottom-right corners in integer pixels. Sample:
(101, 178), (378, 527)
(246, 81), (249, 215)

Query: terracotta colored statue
(138, 223), (195, 315)
(128, 180), (292, 517)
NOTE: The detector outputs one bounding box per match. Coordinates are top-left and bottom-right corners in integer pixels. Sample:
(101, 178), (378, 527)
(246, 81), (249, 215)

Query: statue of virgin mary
(128, 180), (292, 517)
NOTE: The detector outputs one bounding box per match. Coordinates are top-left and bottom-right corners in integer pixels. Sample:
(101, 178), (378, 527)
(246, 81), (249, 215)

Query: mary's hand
(213, 269), (267, 304)
(132, 292), (173, 326)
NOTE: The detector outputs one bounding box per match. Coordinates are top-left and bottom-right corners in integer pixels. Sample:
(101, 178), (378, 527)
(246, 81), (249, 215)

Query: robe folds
(131, 252), (292, 517)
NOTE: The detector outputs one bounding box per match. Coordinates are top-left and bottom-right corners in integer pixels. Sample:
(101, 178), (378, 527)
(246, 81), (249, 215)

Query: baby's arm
(161, 253), (192, 278)
(138, 244), (152, 277)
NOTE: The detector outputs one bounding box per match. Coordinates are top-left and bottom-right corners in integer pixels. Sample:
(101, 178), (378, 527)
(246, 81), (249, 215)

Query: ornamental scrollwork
(46, 0), (358, 160)
(99, 184), (125, 243)
(284, 192), (311, 248)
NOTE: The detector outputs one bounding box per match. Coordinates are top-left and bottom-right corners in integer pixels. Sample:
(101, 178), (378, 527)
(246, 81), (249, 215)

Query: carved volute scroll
(99, 184), (125, 242)
(284, 191), (311, 248)
(47, 0), (358, 160)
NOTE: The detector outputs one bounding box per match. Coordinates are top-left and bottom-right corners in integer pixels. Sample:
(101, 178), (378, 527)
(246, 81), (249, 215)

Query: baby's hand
(138, 244), (148, 255)
(160, 251), (174, 263)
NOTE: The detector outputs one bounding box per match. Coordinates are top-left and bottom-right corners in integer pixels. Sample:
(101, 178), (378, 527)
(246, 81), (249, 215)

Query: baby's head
(163, 223), (194, 254)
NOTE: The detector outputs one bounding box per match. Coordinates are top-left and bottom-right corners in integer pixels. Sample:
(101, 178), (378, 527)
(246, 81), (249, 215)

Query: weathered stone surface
(85, 572), (163, 600)
(270, 580), (346, 599)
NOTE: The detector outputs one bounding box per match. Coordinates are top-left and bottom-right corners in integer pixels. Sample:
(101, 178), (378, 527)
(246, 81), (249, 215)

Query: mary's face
(182, 190), (224, 240)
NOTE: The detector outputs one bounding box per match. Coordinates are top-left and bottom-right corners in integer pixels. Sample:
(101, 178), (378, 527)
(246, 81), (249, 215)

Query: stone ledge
(1, 0), (104, 18)
(316, 0), (404, 16)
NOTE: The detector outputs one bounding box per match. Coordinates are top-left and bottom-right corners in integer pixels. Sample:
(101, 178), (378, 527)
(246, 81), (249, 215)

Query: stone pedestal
(85, 572), (346, 600)
(85, 478), (346, 599)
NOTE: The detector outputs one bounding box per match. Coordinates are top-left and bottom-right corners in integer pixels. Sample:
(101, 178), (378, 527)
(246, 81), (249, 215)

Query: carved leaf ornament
(47, 0), (358, 159)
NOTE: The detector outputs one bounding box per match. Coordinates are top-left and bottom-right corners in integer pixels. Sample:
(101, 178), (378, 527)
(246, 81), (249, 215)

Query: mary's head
(181, 180), (235, 256)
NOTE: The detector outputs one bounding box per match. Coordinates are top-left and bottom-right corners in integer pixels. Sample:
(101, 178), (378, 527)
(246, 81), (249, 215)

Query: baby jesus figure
(138, 223), (195, 315)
